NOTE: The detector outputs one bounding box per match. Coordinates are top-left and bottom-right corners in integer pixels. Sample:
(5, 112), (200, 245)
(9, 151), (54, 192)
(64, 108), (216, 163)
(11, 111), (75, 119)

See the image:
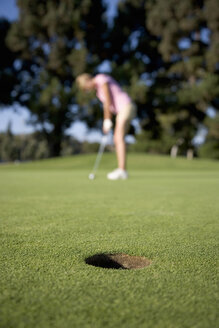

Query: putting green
(0, 154), (218, 328)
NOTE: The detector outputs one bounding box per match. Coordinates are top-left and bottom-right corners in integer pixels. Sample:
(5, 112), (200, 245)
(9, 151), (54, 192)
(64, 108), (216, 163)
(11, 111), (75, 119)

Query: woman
(76, 73), (136, 180)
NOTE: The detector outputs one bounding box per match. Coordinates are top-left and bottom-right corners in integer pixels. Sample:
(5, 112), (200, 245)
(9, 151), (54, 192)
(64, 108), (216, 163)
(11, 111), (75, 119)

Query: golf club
(89, 134), (109, 180)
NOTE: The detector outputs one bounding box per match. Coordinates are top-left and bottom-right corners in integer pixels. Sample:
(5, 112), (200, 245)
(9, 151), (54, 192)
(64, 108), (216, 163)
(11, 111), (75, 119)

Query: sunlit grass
(0, 153), (218, 328)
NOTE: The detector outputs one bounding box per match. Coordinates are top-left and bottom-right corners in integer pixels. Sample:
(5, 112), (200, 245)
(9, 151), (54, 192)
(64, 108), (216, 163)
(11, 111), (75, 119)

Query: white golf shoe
(107, 168), (128, 180)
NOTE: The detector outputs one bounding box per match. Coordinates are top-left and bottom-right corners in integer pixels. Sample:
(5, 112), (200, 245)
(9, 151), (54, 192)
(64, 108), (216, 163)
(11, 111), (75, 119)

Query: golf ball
(89, 173), (95, 180)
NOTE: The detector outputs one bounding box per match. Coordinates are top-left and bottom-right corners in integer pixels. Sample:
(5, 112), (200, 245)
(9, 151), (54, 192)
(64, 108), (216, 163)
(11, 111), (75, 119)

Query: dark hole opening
(85, 254), (126, 269)
(85, 253), (151, 270)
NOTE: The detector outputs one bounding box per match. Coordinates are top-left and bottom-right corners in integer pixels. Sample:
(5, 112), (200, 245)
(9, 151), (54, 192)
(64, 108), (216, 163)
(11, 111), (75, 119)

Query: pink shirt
(93, 74), (132, 114)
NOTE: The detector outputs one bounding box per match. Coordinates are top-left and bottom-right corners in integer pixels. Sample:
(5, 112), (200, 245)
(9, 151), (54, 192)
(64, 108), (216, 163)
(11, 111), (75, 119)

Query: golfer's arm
(102, 83), (112, 120)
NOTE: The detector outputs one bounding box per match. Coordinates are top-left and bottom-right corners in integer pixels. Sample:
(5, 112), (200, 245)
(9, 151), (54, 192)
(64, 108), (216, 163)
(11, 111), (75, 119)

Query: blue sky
(0, 0), (118, 141)
(0, 0), (18, 21)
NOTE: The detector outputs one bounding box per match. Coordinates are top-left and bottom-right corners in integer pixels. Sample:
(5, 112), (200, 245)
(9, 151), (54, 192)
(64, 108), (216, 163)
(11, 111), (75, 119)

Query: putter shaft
(91, 135), (107, 175)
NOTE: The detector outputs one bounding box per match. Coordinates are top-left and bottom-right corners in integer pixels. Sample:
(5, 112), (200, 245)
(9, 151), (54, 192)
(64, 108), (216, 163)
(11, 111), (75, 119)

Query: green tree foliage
(0, 129), (102, 162)
(108, 0), (218, 155)
(0, 124), (49, 161)
(108, 0), (164, 139)
(0, 19), (18, 106)
(2, 0), (219, 159)
(146, 0), (219, 150)
(198, 114), (219, 159)
(6, 0), (108, 156)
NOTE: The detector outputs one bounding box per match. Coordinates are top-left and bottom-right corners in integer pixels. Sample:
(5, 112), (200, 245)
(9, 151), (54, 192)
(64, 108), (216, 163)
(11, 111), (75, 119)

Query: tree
(198, 114), (219, 159)
(108, 0), (218, 155)
(106, 0), (196, 153)
(0, 18), (18, 107)
(7, 0), (108, 156)
(146, 0), (219, 152)
(108, 0), (164, 139)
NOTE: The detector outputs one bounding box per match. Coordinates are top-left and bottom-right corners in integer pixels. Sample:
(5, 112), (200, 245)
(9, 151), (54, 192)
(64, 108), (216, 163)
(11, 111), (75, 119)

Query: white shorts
(116, 102), (136, 132)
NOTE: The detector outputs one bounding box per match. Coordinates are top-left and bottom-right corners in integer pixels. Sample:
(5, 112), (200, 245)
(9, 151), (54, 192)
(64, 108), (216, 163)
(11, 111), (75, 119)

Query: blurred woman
(76, 73), (136, 180)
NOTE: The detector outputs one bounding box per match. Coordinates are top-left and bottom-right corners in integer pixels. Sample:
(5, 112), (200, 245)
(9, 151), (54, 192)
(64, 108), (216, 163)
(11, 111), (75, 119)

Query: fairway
(0, 154), (218, 328)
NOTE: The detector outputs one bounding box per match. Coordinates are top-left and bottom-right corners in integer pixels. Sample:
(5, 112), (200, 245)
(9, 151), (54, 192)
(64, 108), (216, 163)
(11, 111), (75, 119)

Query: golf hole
(85, 253), (151, 270)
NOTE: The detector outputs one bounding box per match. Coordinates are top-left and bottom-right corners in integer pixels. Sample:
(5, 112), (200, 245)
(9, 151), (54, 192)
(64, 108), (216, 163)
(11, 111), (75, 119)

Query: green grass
(0, 153), (218, 328)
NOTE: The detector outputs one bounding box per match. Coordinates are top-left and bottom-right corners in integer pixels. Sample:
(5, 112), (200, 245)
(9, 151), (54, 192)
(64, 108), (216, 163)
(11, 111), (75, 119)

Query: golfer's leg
(114, 119), (127, 170)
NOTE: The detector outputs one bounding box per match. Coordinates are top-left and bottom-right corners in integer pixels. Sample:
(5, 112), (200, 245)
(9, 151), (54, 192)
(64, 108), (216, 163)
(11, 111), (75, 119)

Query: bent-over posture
(76, 73), (136, 180)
